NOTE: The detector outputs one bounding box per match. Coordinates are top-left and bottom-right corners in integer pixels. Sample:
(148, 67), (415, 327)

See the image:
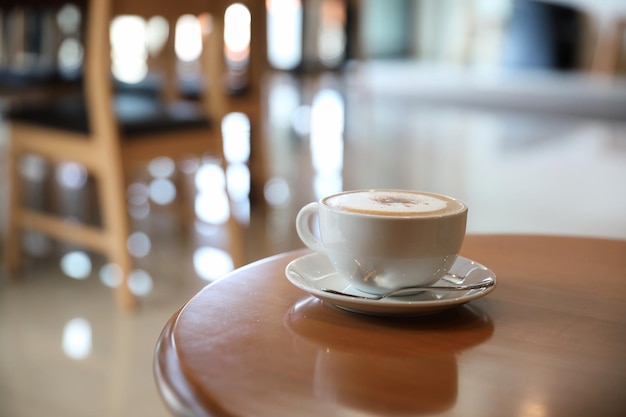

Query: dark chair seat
(0, 70), (83, 104)
(0, 69), (81, 88)
(6, 92), (211, 137)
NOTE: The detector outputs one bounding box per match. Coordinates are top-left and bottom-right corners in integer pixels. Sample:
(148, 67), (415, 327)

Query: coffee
(324, 190), (464, 217)
(296, 189), (468, 294)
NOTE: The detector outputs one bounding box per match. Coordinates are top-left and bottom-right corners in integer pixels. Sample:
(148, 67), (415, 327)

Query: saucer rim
(284, 253), (497, 315)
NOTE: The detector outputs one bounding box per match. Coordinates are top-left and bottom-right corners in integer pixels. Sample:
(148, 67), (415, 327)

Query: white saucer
(285, 253), (496, 316)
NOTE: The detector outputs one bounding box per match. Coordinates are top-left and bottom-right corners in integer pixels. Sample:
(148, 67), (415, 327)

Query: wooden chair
(3, 0), (266, 311)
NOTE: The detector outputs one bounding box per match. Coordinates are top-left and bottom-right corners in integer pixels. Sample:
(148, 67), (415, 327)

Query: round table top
(154, 235), (626, 417)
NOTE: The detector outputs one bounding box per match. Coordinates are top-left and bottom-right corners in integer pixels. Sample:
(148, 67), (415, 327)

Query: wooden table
(154, 235), (626, 417)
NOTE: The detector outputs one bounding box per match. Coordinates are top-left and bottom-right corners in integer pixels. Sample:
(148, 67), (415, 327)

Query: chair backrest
(83, 0), (116, 144)
(83, 0), (228, 144)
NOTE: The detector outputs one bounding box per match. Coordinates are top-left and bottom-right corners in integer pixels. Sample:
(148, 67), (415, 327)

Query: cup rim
(320, 189), (467, 218)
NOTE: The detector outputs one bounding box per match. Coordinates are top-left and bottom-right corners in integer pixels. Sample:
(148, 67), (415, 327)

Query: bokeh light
(62, 318), (92, 360)
(110, 15), (148, 83)
(310, 89), (345, 169)
(175, 14), (203, 62)
(317, 0), (346, 67)
(127, 182), (150, 206)
(126, 232), (151, 258)
(149, 178), (177, 205)
(56, 3), (81, 35)
(56, 162), (88, 189)
(291, 105), (312, 136)
(224, 3), (251, 66)
(128, 269), (154, 296)
(195, 162), (226, 192)
(146, 16), (169, 56)
(20, 154), (47, 182)
(57, 38), (84, 73)
(127, 182), (151, 219)
(195, 191), (230, 225)
(310, 88), (345, 198)
(193, 246), (234, 281)
(148, 157), (176, 178)
(264, 177), (291, 207)
(99, 263), (123, 288)
(226, 163), (250, 201)
(267, 0), (302, 70)
(60, 251), (92, 280)
(222, 112), (251, 164)
(268, 80), (300, 129)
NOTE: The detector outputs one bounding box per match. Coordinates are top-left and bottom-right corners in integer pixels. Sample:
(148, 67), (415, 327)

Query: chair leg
(249, 114), (267, 204)
(4, 146), (22, 277)
(97, 167), (137, 311)
(110, 237), (136, 312)
(173, 167), (196, 236)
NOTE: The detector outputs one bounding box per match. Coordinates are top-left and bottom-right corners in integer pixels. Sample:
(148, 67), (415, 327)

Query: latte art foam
(324, 190), (463, 216)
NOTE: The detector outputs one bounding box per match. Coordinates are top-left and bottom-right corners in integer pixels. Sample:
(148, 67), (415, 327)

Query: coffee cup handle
(296, 202), (328, 255)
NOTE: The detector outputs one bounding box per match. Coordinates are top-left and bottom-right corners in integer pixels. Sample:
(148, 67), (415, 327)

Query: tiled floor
(1, 68), (626, 417)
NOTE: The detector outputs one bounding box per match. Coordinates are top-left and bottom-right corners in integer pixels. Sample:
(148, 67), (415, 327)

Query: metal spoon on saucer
(320, 277), (495, 300)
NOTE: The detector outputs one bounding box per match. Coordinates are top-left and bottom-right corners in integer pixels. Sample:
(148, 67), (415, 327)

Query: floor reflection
(0, 70), (625, 417)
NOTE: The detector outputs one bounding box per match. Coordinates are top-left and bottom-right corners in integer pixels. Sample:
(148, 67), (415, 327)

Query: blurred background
(1, 0), (625, 416)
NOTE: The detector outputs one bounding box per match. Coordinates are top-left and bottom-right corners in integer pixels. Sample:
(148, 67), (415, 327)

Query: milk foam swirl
(325, 191), (462, 216)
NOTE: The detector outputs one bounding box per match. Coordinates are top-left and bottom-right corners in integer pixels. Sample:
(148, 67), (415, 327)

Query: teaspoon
(320, 277), (495, 300)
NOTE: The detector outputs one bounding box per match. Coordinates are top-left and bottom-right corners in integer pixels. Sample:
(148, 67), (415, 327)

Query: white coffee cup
(296, 189), (467, 295)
